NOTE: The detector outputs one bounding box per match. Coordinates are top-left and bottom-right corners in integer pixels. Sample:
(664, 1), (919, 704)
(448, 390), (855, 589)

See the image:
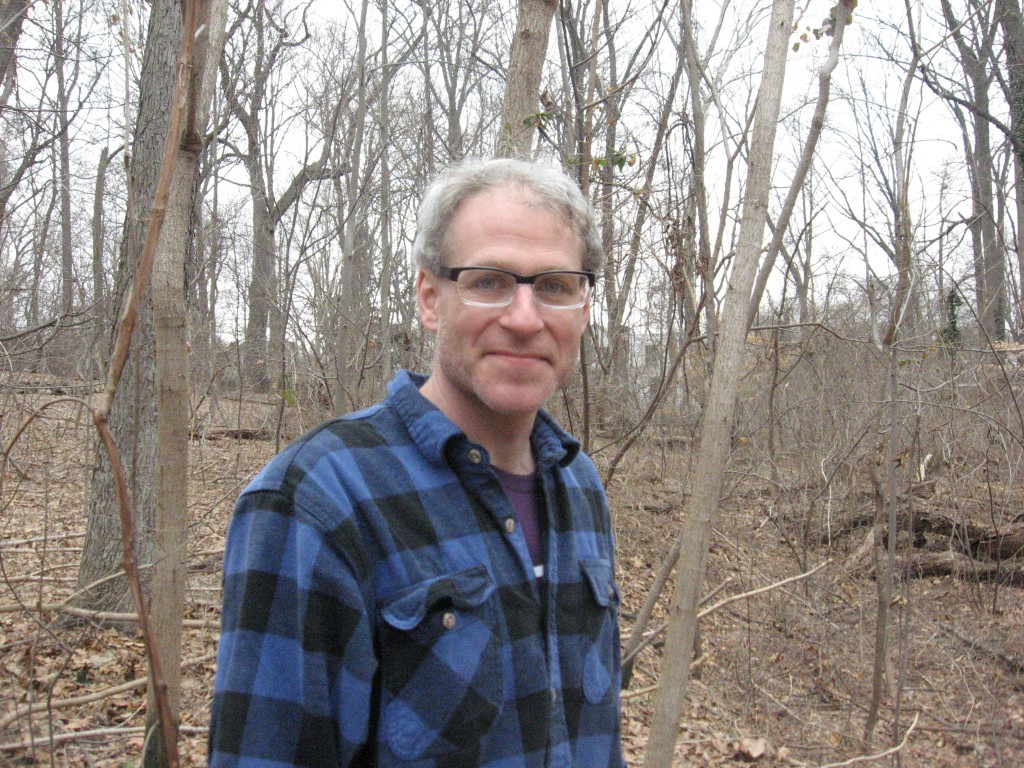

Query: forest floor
(1, 384), (1022, 766)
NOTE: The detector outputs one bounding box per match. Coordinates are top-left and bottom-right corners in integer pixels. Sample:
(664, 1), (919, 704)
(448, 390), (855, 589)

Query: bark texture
(496, 0), (556, 157)
(643, 2), (796, 764)
(143, 1), (228, 764)
(76, 0), (181, 612)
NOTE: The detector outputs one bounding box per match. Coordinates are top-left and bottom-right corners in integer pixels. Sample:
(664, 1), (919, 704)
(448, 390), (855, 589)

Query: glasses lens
(448, 267), (592, 309)
(533, 272), (590, 308)
(456, 268), (516, 306)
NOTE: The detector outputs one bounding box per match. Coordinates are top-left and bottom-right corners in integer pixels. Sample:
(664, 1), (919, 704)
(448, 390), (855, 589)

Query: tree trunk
(643, 2), (795, 764)
(0, 0), (27, 110)
(76, 0), (181, 613)
(680, 0), (718, 366)
(54, 0), (74, 320)
(604, 23), (685, 430)
(941, 0), (1005, 341)
(746, 0), (849, 334)
(244, 171), (275, 391)
(864, 29), (917, 749)
(496, 0), (556, 157)
(377, 3), (394, 395)
(334, 0), (370, 414)
(143, 4), (227, 763)
(221, 0), (345, 393)
(998, 0), (1024, 327)
(92, 146), (116, 378)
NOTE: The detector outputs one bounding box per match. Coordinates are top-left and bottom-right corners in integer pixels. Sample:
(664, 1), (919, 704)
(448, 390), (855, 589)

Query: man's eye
(466, 272), (507, 292)
(536, 277), (573, 295)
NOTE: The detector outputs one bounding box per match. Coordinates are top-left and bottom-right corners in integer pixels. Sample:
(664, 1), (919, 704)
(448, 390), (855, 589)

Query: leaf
(737, 736), (767, 761)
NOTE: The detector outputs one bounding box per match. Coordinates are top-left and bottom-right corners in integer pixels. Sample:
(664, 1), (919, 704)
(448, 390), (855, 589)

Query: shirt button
(550, 687), (558, 703)
(467, 448), (483, 464)
(442, 611), (457, 630)
(504, 517), (516, 534)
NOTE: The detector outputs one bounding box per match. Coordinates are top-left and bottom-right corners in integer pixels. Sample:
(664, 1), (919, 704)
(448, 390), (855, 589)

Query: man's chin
(479, 381), (555, 418)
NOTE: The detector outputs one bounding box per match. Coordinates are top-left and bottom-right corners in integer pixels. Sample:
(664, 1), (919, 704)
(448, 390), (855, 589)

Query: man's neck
(481, 424), (535, 474)
(419, 375), (536, 474)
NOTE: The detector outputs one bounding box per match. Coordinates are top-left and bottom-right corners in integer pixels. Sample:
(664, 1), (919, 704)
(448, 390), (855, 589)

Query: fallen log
(824, 509), (1022, 562)
(974, 525), (1024, 561)
(896, 550), (1024, 587)
(191, 427), (271, 441)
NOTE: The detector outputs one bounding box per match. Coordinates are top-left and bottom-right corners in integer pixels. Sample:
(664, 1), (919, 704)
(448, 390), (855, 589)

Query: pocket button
(441, 611), (457, 630)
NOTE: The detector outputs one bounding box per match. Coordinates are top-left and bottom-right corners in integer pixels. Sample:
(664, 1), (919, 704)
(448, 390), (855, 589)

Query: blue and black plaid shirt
(209, 370), (624, 767)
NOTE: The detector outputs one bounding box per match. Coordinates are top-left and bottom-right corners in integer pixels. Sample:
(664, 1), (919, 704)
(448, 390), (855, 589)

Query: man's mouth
(488, 351), (549, 365)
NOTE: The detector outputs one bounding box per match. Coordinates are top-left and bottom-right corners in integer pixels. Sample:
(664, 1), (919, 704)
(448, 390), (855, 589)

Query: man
(209, 158), (624, 767)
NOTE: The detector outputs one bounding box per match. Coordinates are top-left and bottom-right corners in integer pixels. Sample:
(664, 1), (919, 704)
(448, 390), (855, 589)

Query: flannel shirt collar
(386, 369), (581, 471)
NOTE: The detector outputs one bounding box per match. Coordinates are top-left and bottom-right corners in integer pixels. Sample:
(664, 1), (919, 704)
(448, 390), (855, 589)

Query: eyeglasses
(435, 266), (596, 310)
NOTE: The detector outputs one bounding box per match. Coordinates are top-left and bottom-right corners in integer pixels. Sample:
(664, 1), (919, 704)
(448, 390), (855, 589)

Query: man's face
(417, 187), (590, 426)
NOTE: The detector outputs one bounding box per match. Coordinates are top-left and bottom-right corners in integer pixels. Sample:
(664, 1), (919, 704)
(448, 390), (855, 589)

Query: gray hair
(411, 158), (605, 275)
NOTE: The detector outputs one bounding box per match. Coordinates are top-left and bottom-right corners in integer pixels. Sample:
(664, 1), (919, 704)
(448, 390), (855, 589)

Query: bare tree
(219, 0), (344, 391)
(997, 0), (1024, 328)
(644, 2), (802, 764)
(496, 0), (556, 156)
(423, 1), (501, 163)
(144, 0), (228, 763)
(76, 0), (183, 612)
(52, 0), (75, 317)
(0, 0), (28, 110)
(927, 0), (1007, 341)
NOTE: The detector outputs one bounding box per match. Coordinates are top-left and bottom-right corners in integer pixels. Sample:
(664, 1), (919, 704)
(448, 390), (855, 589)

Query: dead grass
(1, 382), (1022, 766)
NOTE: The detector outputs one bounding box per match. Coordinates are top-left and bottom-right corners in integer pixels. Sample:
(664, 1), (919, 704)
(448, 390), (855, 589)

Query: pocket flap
(580, 558), (618, 609)
(380, 566), (495, 630)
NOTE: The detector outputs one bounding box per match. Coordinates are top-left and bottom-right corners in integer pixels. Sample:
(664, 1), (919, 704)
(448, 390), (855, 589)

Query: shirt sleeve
(209, 489), (376, 767)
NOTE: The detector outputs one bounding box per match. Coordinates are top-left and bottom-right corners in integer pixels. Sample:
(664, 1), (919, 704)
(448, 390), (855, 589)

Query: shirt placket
(539, 472), (572, 768)
(462, 443), (541, 591)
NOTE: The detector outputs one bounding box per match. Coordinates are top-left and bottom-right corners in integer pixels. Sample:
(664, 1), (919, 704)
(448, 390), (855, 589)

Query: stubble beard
(431, 324), (578, 419)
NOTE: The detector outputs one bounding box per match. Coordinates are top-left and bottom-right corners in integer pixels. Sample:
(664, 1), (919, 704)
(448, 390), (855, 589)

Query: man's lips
(487, 351), (550, 365)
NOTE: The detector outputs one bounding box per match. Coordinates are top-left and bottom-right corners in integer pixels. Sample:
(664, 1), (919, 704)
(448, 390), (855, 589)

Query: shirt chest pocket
(378, 566), (504, 762)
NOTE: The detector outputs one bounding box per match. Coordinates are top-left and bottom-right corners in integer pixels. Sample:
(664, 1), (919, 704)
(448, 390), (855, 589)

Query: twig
(0, 653), (216, 732)
(698, 559), (831, 619)
(814, 713), (919, 768)
(0, 726), (145, 752)
(624, 561), (830, 666)
(0, 724), (210, 752)
(0, 309), (93, 344)
(621, 656), (705, 701)
(623, 578), (732, 666)
(940, 624), (1024, 676)
(0, 398), (88, 498)
(1, 532), (86, 547)
(0, 679), (147, 732)
(0, 601), (219, 629)
(621, 683), (659, 701)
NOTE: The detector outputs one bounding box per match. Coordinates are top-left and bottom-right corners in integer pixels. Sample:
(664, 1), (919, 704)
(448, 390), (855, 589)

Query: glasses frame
(435, 266), (596, 310)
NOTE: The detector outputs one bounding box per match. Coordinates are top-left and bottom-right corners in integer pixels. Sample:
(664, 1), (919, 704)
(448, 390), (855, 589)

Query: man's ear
(417, 269), (440, 332)
(574, 295), (591, 337)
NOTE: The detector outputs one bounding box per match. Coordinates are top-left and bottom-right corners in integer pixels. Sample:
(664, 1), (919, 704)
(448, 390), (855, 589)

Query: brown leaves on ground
(1, 389), (1023, 766)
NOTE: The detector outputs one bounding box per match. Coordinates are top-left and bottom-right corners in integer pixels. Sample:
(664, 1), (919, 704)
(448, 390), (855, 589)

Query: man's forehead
(452, 187), (577, 238)
(458, 183), (567, 217)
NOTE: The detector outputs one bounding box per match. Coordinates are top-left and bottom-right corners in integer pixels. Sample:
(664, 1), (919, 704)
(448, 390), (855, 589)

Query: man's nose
(499, 284), (546, 332)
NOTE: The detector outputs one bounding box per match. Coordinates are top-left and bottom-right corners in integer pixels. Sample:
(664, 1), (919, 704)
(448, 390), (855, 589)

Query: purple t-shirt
(493, 467), (544, 578)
